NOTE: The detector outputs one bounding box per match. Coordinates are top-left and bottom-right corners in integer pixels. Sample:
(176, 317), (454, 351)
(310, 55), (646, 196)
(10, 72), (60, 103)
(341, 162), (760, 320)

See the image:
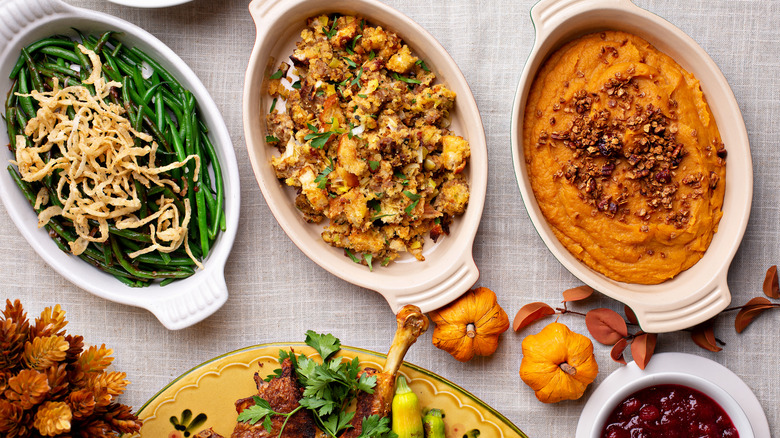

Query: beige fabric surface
(2, 0), (779, 436)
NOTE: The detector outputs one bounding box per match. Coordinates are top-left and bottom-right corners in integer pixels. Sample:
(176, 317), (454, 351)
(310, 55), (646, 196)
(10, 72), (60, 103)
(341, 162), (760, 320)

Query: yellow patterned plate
(133, 343), (528, 438)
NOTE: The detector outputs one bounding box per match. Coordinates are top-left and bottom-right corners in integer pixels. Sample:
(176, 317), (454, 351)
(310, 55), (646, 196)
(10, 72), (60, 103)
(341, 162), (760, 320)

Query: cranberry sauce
(601, 384), (739, 438)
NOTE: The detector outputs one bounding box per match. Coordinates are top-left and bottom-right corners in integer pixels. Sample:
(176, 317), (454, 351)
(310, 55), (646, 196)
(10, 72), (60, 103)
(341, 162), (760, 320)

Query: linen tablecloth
(3, 0), (779, 436)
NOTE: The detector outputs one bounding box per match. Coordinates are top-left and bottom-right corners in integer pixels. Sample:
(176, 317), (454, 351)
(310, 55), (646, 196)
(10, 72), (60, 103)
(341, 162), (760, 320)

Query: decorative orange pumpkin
(519, 322), (598, 403)
(429, 287), (510, 362)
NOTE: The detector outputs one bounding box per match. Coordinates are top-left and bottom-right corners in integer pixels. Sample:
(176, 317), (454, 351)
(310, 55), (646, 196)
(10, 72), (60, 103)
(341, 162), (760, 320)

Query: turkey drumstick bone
(341, 305), (430, 438)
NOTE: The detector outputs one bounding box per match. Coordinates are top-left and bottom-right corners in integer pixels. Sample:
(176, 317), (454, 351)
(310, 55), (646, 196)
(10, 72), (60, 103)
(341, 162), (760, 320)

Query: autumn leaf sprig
(513, 265), (780, 370)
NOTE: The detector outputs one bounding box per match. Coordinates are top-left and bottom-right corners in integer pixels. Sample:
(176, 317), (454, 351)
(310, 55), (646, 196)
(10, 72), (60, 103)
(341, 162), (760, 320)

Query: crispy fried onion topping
(13, 45), (203, 268)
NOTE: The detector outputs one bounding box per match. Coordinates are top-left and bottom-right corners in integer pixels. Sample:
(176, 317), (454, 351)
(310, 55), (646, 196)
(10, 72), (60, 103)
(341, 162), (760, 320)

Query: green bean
(113, 274), (142, 287)
(135, 253), (195, 266)
(102, 240), (113, 266)
(5, 107), (16, 152)
(155, 90), (165, 133)
(40, 62), (79, 78)
(142, 82), (165, 105)
(195, 184), (209, 255)
(132, 65), (147, 96)
(94, 31), (115, 55)
(201, 132), (226, 234)
(10, 37), (74, 78)
(38, 46), (80, 64)
(17, 69), (35, 119)
(7, 32), (226, 285)
(8, 165), (35, 203)
(22, 48), (44, 92)
(111, 236), (193, 279)
(159, 278), (175, 287)
(130, 47), (183, 96)
(143, 114), (172, 152)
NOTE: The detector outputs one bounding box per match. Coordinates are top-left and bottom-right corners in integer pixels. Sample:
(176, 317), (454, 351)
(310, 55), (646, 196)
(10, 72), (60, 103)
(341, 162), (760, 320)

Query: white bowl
(509, 0), (752, 333)
(577, 353), (763, 438)
(243, 0), (487, 313)
(0, 0), (240, 330)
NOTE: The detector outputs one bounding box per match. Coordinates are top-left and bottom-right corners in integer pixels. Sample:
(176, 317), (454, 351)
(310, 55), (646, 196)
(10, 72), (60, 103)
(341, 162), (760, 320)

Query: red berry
(639, 404), (660, 422)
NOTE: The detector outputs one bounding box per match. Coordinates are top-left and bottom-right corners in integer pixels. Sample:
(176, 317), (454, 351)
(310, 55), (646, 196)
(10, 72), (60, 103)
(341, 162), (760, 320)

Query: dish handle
(144, 269), (229, 330)
(629, 278), (732, 333)
(0, 0), (71, 53)
(381, 257), (480, 314)
(530, 0), (638, 35)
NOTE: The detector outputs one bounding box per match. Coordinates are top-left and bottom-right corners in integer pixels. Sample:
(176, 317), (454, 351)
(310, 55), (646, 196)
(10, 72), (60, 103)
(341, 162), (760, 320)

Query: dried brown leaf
(512, 302), (555, 332)
(691, 325), (722, 352)
(735, 297), (776, 333)
(763, 266), (779, 299)
(610, 338), (628, 365)
(562, 285), (594, 303)
(631, 333), (657, 370)
(624, 305), (638, 325)
(585, 308), (628, 345)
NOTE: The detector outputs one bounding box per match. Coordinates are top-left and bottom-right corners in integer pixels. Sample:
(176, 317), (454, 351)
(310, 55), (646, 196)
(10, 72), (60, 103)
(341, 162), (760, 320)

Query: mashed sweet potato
(524, 31), (726, 284)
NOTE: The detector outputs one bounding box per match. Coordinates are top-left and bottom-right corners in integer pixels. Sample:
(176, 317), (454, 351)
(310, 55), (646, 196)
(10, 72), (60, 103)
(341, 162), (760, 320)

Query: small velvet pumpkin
(429, 287), (510, 362)
(519, 322), (598, 403)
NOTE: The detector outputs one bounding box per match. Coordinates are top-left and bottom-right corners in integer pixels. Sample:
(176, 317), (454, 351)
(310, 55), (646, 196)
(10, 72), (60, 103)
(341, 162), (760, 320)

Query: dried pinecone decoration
(0, 300), (141, 437)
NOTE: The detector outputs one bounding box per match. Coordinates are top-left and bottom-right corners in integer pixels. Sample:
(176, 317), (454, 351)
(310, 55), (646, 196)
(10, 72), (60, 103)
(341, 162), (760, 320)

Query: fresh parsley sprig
(240, 331), (392, 438)
(305, 123), (341, 149)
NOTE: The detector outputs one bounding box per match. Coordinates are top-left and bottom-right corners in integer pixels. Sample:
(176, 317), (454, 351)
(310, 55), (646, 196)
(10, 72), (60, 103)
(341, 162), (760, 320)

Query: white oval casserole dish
(510, 0), (752, 333)
(243, 0), (488, 313)
(0, 0), (241, 330)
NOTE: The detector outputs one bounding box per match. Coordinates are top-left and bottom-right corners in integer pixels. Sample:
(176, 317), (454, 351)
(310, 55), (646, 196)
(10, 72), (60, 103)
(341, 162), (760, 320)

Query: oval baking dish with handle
(244, 0), (487, 313)
(0, 0), (241, 330)
(510, 0), (752, 333)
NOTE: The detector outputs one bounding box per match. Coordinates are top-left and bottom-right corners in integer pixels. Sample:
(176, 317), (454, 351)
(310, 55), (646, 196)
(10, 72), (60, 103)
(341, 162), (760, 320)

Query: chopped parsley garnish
(415, 59), (430, 72)
(343, 57), (358, 69)
(403, 191), (421, 214)
(394, 172), (409, 185)
(393, 72), (422, 85)
(270, 69), (284, 80)
(368, 160), (380, 171)
(350, 68), (363, 88)
(240, 331), (393, 438)
(317, 90), (326, 97)
(315, 158), (335, 189)
(368, 50), (376, 61)
(364, 254), (374, 272)
(381, 257), (391, 267)
(324, 18), (338, 39)
(345, 249), (361, 264)
(269, 97), (277, 113)
(265, 135), (280, 143)
(346, 35), (363, 55)
(370, 213), (394, 221)
(305, 123), (339, 149)
(357, 93), (368, 98)
(292, 80), (302, 89)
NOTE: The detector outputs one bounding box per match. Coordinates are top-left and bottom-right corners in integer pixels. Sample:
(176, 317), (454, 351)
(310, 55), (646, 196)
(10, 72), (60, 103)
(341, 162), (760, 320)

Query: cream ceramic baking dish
(0, 0), (241, 330)
(510, 0), (752, 332)
(244, 0), (487, 313)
